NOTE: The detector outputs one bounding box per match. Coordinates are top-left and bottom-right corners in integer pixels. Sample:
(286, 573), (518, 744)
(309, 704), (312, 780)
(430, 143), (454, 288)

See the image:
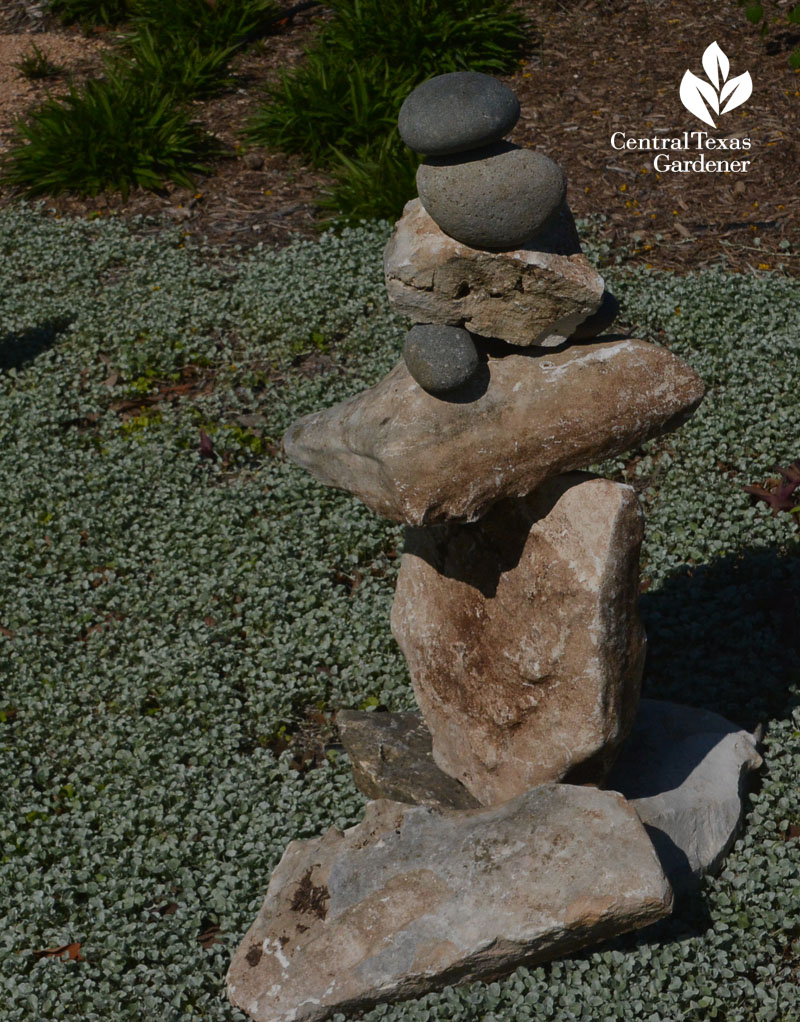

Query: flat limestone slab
(384, 199), (603, 347)
(227, 787), (673, 1022)
(283, 338), (705, 526)
(336, 709), (480, 809)
(607, 700), (763, 892)
(391, 475), (646, 804)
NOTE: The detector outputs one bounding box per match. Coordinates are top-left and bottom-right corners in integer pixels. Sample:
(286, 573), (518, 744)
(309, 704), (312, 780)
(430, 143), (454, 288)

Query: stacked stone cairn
(228, 73), (763, 1022)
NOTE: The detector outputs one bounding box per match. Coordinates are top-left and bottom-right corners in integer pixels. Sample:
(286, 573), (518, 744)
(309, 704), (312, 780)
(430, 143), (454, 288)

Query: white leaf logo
(680, 70), (718, 127)
(702, 41), (729, 89)
(720, 71), (753, 114)
(679, 42), (752, 128)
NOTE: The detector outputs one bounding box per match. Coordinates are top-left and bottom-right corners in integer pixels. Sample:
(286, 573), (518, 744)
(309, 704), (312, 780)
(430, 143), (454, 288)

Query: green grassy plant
(130, 0), (277, 52)
(21, 0), (279, 199)
(249, 55), (415, 168)
(13, 43), (64, 81)
(317, 0), (527, 77)
(121, 0), (278, 101)
(124, 24), (239, 100)
(0, 69), (216, 199)
(320, 141), (422, 224)
(248, 0), (527, 222)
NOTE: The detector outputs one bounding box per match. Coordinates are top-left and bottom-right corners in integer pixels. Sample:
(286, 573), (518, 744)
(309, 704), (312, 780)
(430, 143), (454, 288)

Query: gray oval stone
(399, 71), (520, 156)
(403, 324), (479, 395)
(417, 142), (567, 250)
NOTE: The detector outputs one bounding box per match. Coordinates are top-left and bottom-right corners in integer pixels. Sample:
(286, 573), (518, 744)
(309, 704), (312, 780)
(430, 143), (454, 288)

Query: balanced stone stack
(228, 73), (762, 1022)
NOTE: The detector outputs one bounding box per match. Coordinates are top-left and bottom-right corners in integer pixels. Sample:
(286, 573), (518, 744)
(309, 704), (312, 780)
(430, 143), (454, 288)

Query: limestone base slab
(227, 786), (672, 1022)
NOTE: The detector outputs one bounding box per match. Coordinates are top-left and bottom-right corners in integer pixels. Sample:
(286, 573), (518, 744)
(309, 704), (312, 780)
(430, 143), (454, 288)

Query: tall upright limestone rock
(391, 474), (647, 806)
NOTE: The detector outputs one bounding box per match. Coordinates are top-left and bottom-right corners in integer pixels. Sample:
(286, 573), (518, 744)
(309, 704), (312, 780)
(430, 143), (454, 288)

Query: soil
(0, 0), (797, 274)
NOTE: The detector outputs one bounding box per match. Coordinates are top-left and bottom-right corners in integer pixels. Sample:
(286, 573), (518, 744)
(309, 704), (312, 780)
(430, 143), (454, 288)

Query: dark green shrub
(249, 56), (416, 167)
(320, 142), (421, 224)
(48, 0), (131, 27)
(121, 0), (279, 101)
(129, 0), (278, 52)
(124, 24), (239, 100)
(0, 68), (217, 200)
(317, 0), (527, 78)
(248, 0), (527, 222)
(8, 0), (282, 199)
(49, 0), (279, 105)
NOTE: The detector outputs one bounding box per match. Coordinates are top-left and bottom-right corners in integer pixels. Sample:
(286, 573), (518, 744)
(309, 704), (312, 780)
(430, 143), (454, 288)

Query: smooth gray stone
(570, 290), (620, 340)
(336, 710), (480, 809)
(398, 71), (520, 156)
(417, 142), (566, 250)
(607, 700), (763, 893)
(227, 786), (673, 1022)
(402, 323), (479, 395)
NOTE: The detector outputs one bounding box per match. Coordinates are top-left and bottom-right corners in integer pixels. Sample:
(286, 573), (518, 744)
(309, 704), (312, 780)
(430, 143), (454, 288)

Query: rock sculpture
(229, 71), (756, 1021)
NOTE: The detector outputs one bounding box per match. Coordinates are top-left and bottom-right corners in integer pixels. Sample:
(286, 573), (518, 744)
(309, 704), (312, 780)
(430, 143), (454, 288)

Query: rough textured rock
(335, 702), (763, 892)
(398, 71), (520, 156)
(337, 710), (480, 809)
(391, 474), (646, 804)
(402, 323), (479, 395)
(384, 199), (604, 347)
(570, 289), (620, 340)
(227, 786), (673, 1022)
(417, 142), (567, 250)
(607, 699), (763, 892)
(283, 337), (705, 526)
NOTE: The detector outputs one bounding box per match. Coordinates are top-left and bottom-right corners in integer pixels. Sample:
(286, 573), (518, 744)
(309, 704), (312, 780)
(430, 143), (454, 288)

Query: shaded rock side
(384, 198), (604, 347)
(391, 474), (647, 805)
(227, 786), (673, 1022)
(607, 699), (763, 892)
(337, 709), (480, 809)
(283, 338), (705, 526)
(570, 289), (620, 341)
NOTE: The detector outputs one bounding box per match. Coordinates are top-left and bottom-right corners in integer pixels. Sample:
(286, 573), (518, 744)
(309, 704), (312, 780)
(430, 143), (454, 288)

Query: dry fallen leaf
(197, 922), (222, 949)
(33, 942), (84, 962)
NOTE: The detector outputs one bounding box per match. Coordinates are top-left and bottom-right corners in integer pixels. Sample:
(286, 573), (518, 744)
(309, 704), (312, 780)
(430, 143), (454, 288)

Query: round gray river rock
(417, 142), (567, 250)
(403, 324), (479, 395)
(398, 71), (520, 156)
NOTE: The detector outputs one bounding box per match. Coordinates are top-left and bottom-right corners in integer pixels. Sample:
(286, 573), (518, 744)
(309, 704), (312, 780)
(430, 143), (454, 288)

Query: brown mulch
(511, 0), (800, 274)
(0, 0), (797, 273)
